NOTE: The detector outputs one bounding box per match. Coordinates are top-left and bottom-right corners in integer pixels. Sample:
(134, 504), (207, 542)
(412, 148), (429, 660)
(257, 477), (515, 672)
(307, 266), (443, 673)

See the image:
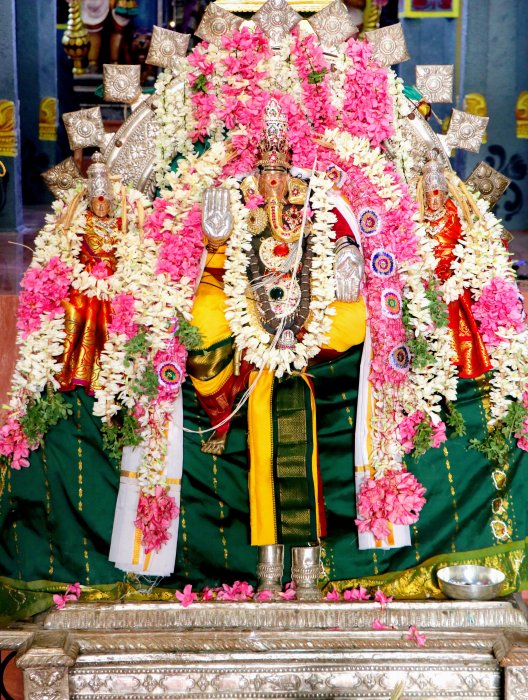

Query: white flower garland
(441, 191), (528, 424)
(222, 172), (336, 377)
(400, 219), (459, 423)
(153, 60), (196, 189)
(5, 184), (200, 493)
(386, 70), (416, 183)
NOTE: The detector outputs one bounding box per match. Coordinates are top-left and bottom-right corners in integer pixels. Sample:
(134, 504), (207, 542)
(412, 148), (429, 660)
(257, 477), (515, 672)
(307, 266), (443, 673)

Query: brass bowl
(437, 565), (506, 601)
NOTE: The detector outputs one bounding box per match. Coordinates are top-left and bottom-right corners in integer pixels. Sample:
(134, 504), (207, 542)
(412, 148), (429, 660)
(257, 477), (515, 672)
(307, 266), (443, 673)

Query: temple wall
(400, 0), (528, 230)
(0, 0), (23, 232)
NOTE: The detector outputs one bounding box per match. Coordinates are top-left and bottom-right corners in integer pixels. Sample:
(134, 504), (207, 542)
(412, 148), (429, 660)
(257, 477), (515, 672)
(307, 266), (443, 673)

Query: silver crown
(422, 152), (448, 193)
(87, 152), (111, 199)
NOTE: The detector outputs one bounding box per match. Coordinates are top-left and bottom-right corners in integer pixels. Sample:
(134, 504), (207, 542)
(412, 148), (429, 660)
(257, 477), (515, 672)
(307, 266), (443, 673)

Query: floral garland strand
(153, 58), (196, 189)
(291, 30), (338, 131)
(341, 40), (394, 148)
(149, 25), (435, 533)
(385, 69), (416, 183)
(222, 170), (337, 377)
(430, 185), (528, 436)
(460, 196), (528, 447)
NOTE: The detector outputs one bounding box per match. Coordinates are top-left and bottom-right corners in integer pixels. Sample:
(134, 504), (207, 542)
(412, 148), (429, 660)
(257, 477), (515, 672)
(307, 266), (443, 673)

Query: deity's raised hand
(202, 187), (233, 248)
(334, 239), (364, 303)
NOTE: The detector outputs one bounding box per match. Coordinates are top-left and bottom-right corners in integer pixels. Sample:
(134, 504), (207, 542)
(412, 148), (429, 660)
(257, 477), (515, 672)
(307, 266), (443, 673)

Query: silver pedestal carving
(257, 545), (284, 593)
(291, 545), (322, 601)
(4, 598), (528, 699)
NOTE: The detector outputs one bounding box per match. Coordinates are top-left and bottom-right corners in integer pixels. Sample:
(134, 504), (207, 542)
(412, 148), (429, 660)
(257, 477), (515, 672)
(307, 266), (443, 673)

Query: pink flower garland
(398, 410), (447, 454)
(134, 485), (179, 555)
(342, 40), (394, 148)
(291, 31), (337, 131)
(218, 29), (273, 177)
(144, 201), (204, 407)
(0, 417), (33, 470)
(316, 147), (419, 389)
(355, 469), (426, 541)
(472, 277), (526, 347)
(132, 203), (205, 553)
(108, 294), (138, 339)
(145, 201), (204, 283)
(17, 256), (72, 338)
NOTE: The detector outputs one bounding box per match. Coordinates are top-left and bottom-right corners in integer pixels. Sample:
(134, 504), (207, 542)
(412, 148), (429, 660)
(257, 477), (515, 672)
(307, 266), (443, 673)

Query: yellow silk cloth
(57, 212), (118, 394)
(429, 199), (492, 379)
(248, 370), (321, 546)
(189, 271), (234, 397)
(190, 245), (367, 545)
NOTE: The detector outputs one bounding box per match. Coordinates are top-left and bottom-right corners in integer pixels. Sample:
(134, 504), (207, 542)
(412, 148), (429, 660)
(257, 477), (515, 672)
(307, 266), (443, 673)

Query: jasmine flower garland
(222, 170), (337, 378)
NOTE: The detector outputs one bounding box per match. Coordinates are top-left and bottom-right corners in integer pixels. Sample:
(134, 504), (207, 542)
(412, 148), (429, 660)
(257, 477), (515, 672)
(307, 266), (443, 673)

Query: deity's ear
(288, 177), (308, 205)
(240, 174), (260, 203)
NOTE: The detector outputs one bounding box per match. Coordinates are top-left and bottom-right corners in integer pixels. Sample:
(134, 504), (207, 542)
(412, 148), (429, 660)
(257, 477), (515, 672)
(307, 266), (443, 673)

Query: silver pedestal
(4, 597), (528, 699)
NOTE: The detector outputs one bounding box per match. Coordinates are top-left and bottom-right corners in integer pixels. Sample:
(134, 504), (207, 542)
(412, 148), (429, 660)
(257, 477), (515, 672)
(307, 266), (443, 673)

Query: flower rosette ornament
(355, 470), (426, 541)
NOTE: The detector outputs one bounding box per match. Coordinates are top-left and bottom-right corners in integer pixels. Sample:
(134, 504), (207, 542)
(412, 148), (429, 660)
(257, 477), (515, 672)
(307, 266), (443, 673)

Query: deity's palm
(202, 187), (233, 246)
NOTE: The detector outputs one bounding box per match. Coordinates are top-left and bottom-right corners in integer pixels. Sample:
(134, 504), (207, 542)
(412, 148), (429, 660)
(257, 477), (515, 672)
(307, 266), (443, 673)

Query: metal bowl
(437, 565), (506, 600)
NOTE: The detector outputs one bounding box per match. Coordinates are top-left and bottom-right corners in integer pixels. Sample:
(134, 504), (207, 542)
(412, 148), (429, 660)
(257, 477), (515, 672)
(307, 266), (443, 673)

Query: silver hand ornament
(334, 239), (364, 303)
(202, 187), (233, 248)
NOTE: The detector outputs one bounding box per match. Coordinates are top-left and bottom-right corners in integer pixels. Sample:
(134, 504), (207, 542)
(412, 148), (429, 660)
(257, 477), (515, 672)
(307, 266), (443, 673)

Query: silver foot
(291, 545), (322, 601)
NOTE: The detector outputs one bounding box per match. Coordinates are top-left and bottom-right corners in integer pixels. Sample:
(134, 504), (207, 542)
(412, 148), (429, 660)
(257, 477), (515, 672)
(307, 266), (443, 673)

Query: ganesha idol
(186, 99), (369, 597)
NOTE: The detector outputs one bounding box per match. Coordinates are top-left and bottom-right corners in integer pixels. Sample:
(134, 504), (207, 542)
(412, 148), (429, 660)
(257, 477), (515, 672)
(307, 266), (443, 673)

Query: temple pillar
(0, 0), (23, 232)
(15, 0), (58, 206)
(493, 630), (528, 699)
(16, 630), (79, 700)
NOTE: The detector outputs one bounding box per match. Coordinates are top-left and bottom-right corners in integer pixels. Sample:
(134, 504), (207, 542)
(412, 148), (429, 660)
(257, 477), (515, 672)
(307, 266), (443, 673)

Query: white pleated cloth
(109, 395), (183, 576)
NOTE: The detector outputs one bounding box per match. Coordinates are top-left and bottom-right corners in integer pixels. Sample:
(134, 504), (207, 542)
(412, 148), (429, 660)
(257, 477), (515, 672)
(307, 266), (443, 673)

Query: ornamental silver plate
(262, 273), (301, 319)
(259, 236), (300, 273)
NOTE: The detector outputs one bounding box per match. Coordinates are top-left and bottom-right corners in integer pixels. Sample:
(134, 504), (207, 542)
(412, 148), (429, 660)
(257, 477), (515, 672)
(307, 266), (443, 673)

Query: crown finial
(257, 98), (291, 170)
(422, 150), (448, 193)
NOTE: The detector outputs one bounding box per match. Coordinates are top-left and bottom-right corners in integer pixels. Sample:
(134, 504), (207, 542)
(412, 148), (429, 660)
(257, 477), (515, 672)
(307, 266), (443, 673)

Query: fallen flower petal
(201, 586), (214, 601)
(406, 624), (427, 647)
(52, 594), (67, 610)
(374, 588), (394, 611)
(343, 586), (371, 601)
(65, 582), (81, 599)
(175, 584), (197, 608)
(326, 587), (340, 601)
(372, 618), (392, 631)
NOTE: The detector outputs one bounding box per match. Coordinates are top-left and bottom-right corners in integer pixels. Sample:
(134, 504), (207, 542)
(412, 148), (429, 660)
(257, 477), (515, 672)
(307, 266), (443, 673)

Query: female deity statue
(57, 154), (121, 394)
(418, 152), (492, 379)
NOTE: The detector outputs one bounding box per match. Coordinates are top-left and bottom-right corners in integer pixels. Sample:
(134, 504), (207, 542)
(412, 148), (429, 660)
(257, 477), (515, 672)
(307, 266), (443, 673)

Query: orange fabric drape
(57, 211), (119, 394)
(429, 199), (492, 379)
